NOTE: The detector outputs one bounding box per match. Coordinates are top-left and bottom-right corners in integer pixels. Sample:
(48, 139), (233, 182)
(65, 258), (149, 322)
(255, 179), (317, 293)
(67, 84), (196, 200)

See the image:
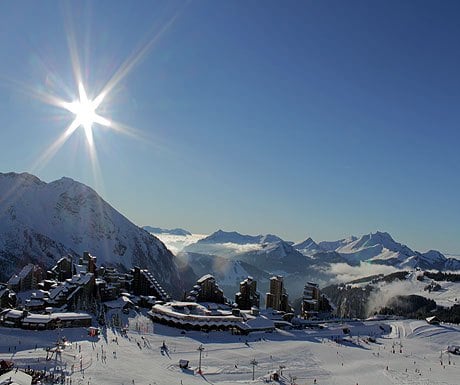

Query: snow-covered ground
(361, 272), (460, 312)
(1, 312), (459, 385)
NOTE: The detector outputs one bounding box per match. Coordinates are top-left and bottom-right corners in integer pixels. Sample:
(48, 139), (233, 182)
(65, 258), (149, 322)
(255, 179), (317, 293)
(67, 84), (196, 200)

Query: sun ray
(31, 119), (81, 173)
(95, 9), (181, 107)
(21, 2), (188, 176)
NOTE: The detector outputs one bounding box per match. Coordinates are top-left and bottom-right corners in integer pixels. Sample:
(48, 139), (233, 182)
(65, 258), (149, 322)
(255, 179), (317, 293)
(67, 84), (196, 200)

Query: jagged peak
(294, 236), (318, 247)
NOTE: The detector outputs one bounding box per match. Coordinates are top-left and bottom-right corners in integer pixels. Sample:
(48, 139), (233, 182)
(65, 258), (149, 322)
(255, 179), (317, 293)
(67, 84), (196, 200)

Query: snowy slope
(0, 315), (459, 385)
(293, 236), (323, 256)
(369, 270), (460, 309)
(0, 172), (182, 297)
(318, 236), (358, 252)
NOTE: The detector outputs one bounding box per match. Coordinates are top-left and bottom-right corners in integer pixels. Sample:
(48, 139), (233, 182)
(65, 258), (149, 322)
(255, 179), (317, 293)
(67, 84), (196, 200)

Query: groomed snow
(0, 311), (459, 385)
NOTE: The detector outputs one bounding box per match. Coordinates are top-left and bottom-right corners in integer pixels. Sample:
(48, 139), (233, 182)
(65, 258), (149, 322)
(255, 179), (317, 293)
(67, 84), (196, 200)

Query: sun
(28, 5), (183, 174)
(62, 82), (111, 146)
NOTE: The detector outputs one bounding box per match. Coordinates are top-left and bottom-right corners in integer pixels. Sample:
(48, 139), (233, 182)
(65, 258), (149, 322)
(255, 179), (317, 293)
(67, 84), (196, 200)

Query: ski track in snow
(0, 312), (459, 385)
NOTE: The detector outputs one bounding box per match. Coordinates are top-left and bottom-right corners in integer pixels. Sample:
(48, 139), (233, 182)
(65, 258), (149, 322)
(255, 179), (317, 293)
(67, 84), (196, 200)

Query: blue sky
(0, 1), (459, 253)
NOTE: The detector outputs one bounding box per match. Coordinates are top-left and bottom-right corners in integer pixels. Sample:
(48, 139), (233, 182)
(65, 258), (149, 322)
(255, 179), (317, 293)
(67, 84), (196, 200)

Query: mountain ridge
(0, 172), (183, 297)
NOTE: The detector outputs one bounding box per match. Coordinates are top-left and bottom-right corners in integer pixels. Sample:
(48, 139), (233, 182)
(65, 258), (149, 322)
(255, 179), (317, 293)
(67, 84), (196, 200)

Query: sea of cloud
(326, 262), (399, 284)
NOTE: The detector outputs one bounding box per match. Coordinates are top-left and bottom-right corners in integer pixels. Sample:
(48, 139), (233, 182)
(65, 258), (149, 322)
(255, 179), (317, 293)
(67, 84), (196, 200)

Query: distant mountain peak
(293, 236), (322, 256)
(143, 226), (192, 236)
(371, 230), (394, 241)
(198, 230), (289, 246)
(200, 230), (262, 245)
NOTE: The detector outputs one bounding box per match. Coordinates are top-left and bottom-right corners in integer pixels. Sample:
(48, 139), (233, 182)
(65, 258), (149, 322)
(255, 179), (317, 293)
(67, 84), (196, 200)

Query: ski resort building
(96, 266), (130, 301)
(50, 256), (74, 282)
(235, 276), (260, 310)
(266, 275), (290, 312)
(0, 285), (16, 309)
(148, 301), (275, 333)
(78, 251), (97, 274)
(7, 264), (43, 292)
(131, 266), (170, 302)
(301, 282), (321, 318)
(186, 274), (226, 304)
(0, 309), (92, 330)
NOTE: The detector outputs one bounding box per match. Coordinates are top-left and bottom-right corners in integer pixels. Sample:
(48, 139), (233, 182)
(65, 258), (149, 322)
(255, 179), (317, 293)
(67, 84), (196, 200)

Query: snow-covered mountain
(0, 172), (182, 297)
(305, 231), (459, 271)
(184, 230), (309, 272)
(179, 230), (321, 301)
(293, 237), (323, 255)
(194, 230), (284, 246)
(318, 236), (358, 252)
(142, 226), (191, 236)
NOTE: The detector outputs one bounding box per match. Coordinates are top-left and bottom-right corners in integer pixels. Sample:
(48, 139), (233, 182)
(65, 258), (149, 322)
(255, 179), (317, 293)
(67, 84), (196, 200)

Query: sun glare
(61, 82), (111, 146)
(28, 5), (183, 176)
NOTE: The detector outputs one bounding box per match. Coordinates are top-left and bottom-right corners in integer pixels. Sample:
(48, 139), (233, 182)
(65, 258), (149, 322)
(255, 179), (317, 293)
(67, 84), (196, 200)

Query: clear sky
(0, 0), (459, 253)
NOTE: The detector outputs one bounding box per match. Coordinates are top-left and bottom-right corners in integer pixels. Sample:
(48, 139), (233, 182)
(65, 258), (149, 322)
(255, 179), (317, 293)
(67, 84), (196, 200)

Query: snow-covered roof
(31, 290), (49, 299)
(245, 315), (275, 330)
(3, 309), (24, 319)
(18, 264), (34, 279)
(7, 275), (20, 285)
(197, 274), (215, 284)
(51, 312), (92, 321)
(22, 314), (53, 324)
(150, 302), (242, 324)
(0, 369), (32, 385)
(150, 302), (277, 332)
(56, 255), (72, 264)
(25, 299), (45, 307)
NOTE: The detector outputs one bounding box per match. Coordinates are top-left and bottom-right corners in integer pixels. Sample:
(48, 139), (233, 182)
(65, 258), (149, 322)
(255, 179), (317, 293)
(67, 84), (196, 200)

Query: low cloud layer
(327, 262), (399, 284)
(366, 279), (420, 316)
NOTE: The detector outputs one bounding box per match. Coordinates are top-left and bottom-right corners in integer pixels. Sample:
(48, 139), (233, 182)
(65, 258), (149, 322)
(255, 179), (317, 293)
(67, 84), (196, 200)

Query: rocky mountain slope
(0, 172), (183, 297)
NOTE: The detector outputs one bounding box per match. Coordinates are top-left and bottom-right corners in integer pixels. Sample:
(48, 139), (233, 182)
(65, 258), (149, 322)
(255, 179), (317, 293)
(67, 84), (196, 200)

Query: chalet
(0, 309), (27, 328)
(1, 309), (92, 330)
(21, 314), (56, 330)
(51, 312), (92, 328)
(24, 290), (49, 312)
